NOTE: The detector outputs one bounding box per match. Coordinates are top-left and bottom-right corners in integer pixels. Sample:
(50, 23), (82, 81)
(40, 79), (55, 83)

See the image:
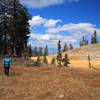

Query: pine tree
(28, 45), (32, 57)
(69, 44), (73, 50)
(91, 35), (94, 44)
(34, 47), (38, 56)
(38, 47), (43, 56)
(56, 40), (62, 67)
(80, 36), (89, 47)
(58, 40), (61, 52)
(43, 45), (48, 64)
(0, 0), (31, 56)
(43, 56), (48, 64)
(91, 30), (98, 44)
(82, 36), (85, 46)
(93, 30), (98, 43)
(80, 41), (83, 47)
(63, 54), (70, 67)
(44, 45), (48, 56)
(35, 55), (41, 66)
(63, 42), (68, 52)
(85, 40), (89, 45)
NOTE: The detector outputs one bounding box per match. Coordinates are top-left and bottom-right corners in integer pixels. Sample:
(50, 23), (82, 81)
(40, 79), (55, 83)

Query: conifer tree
(38, 47), (43, 56)
(69, 43), (73, 50)
(63, 54), (70, 67)
(34, 47), (38, 56)
(43, 45), (48, 64)
(0, 0), (31, 56)
(91, 30), (98, 44)
(43, 56), (48, 64)
(56, 40), (62, 67)
(63, 42), (68, 52)
(80, 36), (89, 47)
(80, 41), (82, 47)
(28, 45), (32, 57)
(44, 45), (48, 56)
(35, 55), (41, 66)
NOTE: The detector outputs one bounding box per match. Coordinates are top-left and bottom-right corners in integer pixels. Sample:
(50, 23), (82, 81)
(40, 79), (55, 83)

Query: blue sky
(20, 0), (100, 53)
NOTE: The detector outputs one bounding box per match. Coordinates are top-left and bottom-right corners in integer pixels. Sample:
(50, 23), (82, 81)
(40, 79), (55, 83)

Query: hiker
(3, 54), (12, 76)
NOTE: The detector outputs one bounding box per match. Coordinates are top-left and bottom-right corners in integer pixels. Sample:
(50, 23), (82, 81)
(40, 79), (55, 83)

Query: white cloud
(29, 15), (61, 27)
(29, 15), (46, 26)
(47, 23), (100, 35)
(30, 33), (50, 40)
(68, 0), (79, 2)
(20, 0), (79, 9)
(61, 23), (96, 33)
(47, 27), (60, 33)
(44, 19), (61, 28)
(30, 32), (78, 44)
(29, 16), (100, 48)
(20, 0), (64, 9)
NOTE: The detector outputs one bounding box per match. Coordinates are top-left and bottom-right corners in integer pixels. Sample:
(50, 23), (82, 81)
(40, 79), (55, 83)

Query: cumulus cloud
(47, 23), (100, 35)
(29, 15), (46, 26)
(30, 33), (50, 40)
(20, 0), (64, 9)
(20, 0), (79, 9)
(29, 15), (100, 48)
(30, 22), (100, 47)
(29, 15), (61, 27)
(29, 33), (77, 47)
(44, 19), (61, 28)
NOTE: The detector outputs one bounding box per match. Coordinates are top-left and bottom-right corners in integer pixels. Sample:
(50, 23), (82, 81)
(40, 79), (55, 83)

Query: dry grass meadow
(0, 44), (100, 100)
(0, 60), (100, 100)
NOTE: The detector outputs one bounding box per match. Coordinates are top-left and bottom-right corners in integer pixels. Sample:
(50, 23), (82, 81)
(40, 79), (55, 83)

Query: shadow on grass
(9, 72), (21, 77)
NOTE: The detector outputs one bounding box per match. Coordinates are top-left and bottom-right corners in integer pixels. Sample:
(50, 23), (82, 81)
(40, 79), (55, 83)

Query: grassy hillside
(31, 44), (100, 69)
(64, 43), (100, 60)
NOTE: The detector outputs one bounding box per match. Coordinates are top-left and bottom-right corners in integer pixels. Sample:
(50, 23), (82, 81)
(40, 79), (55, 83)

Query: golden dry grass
(0, 63), (100, 100)
(0, 44), (100, 100)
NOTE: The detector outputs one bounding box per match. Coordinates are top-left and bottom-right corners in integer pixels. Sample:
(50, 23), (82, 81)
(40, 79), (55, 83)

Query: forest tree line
(0, 0), (30, 57)
(33, 30), (98, 67)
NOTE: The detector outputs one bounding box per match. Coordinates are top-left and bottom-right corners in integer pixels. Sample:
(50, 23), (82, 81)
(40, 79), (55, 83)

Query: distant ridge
(32, 43), (100, 62)
(63, 43), (100, 60)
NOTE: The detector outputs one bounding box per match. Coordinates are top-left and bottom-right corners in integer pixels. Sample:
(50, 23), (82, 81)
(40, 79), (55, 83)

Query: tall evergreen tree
(44, 45), (48, 56)
(38, 47), (43, 56)
(0, 0), (31, 56)
(35, 55), (41, 67)
(33, 47), (38, 56)
(28, 45), (32, 57)
(63, 42), (68, 52)
(80, 36), (89, 47)
(63, 54), (70, 67)
(43, 45), (48, 64)
(43, 56), (48, 64)
(56, 40), (62, 67)
(91, 30), (98, 44)
(69, 43), (73, 50)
